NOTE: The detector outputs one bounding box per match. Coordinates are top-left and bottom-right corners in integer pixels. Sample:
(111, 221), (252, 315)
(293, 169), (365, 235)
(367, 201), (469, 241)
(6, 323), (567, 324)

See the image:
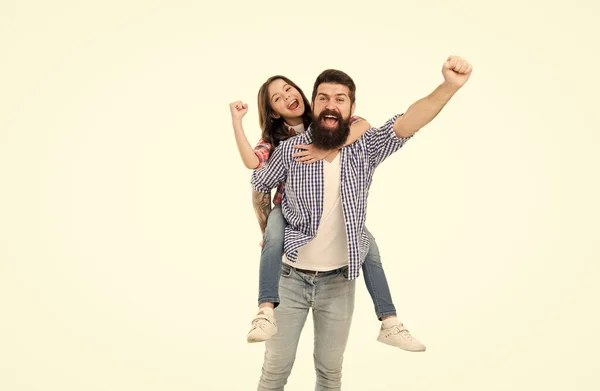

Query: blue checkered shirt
(251, 114), (410, 279)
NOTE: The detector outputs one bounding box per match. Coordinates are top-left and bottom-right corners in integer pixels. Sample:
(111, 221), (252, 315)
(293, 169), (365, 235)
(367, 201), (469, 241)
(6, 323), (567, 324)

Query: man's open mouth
(322, 114), (339, 127)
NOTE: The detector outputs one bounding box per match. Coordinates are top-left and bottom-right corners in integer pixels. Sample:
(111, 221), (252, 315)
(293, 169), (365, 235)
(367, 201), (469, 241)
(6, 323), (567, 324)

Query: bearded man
(251, 56), (473, 391)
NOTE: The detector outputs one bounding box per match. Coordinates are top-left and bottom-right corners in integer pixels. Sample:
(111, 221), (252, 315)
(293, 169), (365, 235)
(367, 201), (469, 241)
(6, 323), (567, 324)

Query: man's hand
(442, 56), (473, 89)
(229, 100), (248, 121)
(292, 144), (329, 164)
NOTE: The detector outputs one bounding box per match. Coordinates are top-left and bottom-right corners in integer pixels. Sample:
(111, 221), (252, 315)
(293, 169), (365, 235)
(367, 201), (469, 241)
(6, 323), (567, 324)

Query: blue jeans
(258, 205), (397, 319)
(257, 263), (355, 391)
(362, 227), (397, 319)
(258, 206), (288, 308)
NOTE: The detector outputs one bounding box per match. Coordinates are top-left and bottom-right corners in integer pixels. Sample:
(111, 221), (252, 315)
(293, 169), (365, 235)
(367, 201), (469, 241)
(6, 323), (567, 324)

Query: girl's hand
(292, 144), (329, 164)
(229, 100), (248, 121)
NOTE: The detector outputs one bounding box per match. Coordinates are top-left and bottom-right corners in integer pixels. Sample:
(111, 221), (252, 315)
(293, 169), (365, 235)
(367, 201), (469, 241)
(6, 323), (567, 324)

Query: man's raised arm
(393, 55), (473, 138)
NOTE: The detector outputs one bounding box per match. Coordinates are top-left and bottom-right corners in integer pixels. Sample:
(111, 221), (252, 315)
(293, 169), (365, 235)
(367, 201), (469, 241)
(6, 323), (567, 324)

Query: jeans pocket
(280, 263), (293, 278)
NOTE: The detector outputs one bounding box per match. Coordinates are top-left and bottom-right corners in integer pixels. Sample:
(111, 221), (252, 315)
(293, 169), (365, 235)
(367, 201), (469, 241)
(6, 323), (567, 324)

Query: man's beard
(310, 109), (351, 150)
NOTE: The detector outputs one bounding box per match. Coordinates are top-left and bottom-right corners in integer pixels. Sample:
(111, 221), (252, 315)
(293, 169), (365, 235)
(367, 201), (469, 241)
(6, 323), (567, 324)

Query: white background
(1, 1), (599, 390)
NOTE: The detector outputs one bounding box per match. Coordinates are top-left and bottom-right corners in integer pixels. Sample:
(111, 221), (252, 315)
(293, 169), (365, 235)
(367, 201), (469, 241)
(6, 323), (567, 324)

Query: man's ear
(351, 103), (356, 117)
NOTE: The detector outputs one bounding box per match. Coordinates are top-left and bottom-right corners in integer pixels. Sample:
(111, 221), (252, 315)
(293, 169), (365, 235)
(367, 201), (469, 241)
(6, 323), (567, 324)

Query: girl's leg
(258, 205), (287, 307)
(362, 227), (426, 352)
(362, 227), (396, 320)
(249, 205), (288, 343)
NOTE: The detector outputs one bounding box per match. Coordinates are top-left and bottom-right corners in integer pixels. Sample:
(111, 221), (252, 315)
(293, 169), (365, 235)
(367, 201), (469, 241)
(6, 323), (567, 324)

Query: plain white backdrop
(1, 1), (599, 390)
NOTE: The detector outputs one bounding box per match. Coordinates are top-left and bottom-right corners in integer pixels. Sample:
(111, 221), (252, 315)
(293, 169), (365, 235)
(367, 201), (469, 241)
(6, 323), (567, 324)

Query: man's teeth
(324, 115), (337, 119)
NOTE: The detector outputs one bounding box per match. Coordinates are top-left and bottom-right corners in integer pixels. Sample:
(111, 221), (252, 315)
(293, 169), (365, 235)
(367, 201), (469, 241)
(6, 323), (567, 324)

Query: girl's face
(267, 78), (305, 123)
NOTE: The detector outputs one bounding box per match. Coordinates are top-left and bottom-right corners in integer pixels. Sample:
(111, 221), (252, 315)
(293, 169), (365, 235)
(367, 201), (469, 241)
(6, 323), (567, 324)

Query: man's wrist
(439, 81), (461, 95)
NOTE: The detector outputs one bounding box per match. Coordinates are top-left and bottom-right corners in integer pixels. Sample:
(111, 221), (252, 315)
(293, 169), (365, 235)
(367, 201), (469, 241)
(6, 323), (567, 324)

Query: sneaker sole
(247, 331), (277, 343)
(376, 336), (426, 352)
(246, 337), (269, 343)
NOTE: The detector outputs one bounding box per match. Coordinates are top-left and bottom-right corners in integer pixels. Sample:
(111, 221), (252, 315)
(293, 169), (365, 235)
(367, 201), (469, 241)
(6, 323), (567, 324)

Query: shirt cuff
(388, 113), (412, 143)
(250, 177), (271, 193)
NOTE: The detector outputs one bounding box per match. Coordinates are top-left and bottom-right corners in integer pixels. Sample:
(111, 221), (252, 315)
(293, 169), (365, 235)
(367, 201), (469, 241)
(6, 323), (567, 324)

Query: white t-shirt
(286, 122), (305, 135)
(283, 153), (349, 271)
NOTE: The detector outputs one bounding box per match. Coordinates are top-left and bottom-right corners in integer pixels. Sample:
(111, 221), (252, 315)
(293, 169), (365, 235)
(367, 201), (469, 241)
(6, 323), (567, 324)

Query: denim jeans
(258, 206), (396, 319)
(258, 205), (288, 307)
(362, 227), (397, 319)
(257, 263), (355, 391)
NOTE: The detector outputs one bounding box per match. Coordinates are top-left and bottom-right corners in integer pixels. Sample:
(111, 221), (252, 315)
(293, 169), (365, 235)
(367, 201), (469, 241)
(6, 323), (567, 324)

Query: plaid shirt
(251, 114), (410, 279)
(253, 116), (364, 205)
(253, 130), (296, 205)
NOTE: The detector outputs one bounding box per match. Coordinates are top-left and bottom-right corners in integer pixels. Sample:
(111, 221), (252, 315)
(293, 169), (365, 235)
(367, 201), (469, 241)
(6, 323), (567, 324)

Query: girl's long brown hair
(257, 75), (313, 148)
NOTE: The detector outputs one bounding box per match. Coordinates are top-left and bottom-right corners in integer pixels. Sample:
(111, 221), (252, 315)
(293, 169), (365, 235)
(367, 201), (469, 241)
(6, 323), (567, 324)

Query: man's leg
(312, 267), (356, 391)
(258, 264), (310, 391)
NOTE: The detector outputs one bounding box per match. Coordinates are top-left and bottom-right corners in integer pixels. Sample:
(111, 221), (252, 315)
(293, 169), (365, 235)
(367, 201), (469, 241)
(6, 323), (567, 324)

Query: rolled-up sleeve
(253, 139), (272, 170)
(251, 143), (287, 193)
(364, 114), (412, 168)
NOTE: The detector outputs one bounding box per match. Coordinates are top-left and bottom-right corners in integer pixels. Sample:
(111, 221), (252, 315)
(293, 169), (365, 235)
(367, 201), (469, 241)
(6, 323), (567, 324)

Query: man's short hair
(311, 69), (356, 104)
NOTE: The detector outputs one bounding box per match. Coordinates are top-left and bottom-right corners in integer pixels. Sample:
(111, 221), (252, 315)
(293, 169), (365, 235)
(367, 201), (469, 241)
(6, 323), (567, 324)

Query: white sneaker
(247, 309), (277, 343)
(377, 323), (426, 352)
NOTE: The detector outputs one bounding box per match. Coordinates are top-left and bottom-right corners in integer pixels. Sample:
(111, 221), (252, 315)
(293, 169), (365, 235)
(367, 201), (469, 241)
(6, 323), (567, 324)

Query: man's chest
(284, 146), (372, 202)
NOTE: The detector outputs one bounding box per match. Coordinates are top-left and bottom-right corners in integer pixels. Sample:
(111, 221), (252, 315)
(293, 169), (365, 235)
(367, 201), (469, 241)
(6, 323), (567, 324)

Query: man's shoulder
(342, 114), (405, 152)
(280, 133), (309, 146)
